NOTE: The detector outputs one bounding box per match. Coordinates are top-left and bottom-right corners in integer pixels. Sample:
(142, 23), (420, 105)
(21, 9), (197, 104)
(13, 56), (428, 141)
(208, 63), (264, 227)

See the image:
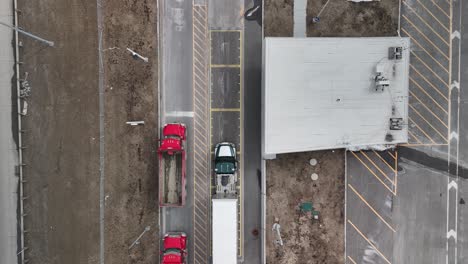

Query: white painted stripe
(166, 111), (195, 117)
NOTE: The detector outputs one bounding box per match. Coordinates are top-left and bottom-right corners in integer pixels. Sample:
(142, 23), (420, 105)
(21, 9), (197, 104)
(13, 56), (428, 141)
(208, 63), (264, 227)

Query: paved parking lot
(346, 150), (398, 264)
(209, 28), (244, 257)
(400, 0), (452, 145)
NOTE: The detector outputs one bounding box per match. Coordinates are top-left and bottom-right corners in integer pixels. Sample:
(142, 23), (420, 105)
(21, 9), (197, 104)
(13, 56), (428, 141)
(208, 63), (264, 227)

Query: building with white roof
(262, 37), (410, 158)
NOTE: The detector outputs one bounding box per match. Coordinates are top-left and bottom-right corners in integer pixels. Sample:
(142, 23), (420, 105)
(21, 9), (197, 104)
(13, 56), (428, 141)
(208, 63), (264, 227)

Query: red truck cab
(162, 232), (187, 264)
(158, 123), (187, 207)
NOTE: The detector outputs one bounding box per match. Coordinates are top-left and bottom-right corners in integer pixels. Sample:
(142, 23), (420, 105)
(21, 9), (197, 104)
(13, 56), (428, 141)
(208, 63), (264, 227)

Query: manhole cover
(311, 173), (319, 181)
(309, 158), (317, 166)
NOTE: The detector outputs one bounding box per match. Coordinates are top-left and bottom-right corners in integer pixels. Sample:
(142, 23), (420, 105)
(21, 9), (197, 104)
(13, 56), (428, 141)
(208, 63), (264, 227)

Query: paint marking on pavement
(166, 111), (195, 117)
(210, 64), (241, 68)
(447, 229), (457, 240)
(411, 65), (449, 100)
(348, 184), (396, 232)
(348, 220), (392, 264)
(360, 151), (395, 185)
(409, 117), (437, 144)
(412, 0), (450, 32)
(210, 108), (240, 112)
(448, 180), (458, 190)
(401, 28), (448, 69)
(402, 15), (449, 59)
(410, 77), (449, 114)
(409, 91), (449, 128)
(347, 256), (357, 264)
(372, 150), (396, 173)
(409, 104), (448, 140)
(350, 152), (396, 195)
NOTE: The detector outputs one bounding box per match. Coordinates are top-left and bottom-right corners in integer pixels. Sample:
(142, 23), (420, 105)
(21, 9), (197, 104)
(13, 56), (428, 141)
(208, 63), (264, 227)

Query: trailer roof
(212, 199), (237, 264)
(263, 37), (410, 156)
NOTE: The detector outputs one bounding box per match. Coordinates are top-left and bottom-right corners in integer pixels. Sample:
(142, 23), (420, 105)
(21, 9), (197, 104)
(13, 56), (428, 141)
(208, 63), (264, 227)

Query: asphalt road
(457, 0), (468, 261)
(159, 0), (195, 260)
(242, 0), (262, 263)
(0, 0), (18, 262)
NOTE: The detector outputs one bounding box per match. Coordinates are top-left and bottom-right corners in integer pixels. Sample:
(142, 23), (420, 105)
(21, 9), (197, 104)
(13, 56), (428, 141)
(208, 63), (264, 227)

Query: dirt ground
(266, 150), (345, 264)
(265, 0), (398, 37)
(102, 0), (159, 263)
(18, 0), (159, 263)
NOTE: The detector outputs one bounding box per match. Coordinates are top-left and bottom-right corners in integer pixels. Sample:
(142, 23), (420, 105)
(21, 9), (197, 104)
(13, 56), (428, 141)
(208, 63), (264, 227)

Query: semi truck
(161, 232), (187, 264)
(158, 123), (186, 207)
(212, 199), (238, 264)
(214, 142), (238, 198)
(212, 142), (238, 264)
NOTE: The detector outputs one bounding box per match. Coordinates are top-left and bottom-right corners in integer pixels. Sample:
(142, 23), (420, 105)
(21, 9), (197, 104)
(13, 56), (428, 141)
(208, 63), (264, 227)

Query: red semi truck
(161, 232), (187, 264)
(158, 123), (187, 207)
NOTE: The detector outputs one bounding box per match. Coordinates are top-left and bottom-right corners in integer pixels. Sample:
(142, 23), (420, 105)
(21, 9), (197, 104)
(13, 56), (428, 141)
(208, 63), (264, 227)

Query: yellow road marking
(411, 51), (448, 85)
(209, 29), (242, 32)
(412, 0), (450, 32)
(410, 77), (449, 114)
(348, 220), (392, 264)
(394, 151), (398, 195)
(408, 129), (423, 144)
(211, 108), (241, 112)
(350, 152), (396, 195)
(372, 150), (397, 173)
(409, 104), (448, 140)
(210, 64), (241, 68)
(401, 28), (449, 69)
(432, 0), (450, 17)
(410, 65), (449, 100)
(403, 2), (450, 46)
(348, 256), (357, 264)
(402, 15), (449, 59)
(387, 151), (396, 160)
(348, 184), (396, 232)
(409, 90), (448, 128)
(360, 151), (395, 184)
(409, 117), (436, 144)
(401, 143), (448, 146)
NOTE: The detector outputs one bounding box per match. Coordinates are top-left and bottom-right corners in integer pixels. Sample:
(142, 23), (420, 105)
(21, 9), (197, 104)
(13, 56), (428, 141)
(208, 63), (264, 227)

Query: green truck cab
(214, 142), (237, 174)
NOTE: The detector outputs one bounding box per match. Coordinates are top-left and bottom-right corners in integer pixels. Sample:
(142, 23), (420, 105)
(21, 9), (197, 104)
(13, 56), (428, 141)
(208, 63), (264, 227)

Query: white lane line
(166, 111), (195, 117)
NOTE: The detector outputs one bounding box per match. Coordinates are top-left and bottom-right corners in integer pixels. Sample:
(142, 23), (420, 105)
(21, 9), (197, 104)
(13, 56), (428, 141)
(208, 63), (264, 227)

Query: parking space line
(412, 0), (450, 32)
(350, 152), (396, 195)
(359, 151), (395, 184)
(209, 29), (242, 32)
(210, 64), (241, 68)
(348, 220), (392, 264)
(402, 15), (449, 59)
(409, 104), (448, 140)
(401, 28), (448, 68)
(372, 150), (397, 173)
(402, 2), (450, 45)
(210, 108), (241, 112)
(387, 151), (396, 160)
(409, 91), (448, 127)
(431, 0), (450, 17)
(347, 256), (357, 264)
(411, 51), (448, 84)
(348, 184), (396, 232)
(394, 151), (398, 195)
(410, 77), (449, 114)
(410, 65), (449, 100)
(409, 117), (436, 143)
(408, 130), (423, 144)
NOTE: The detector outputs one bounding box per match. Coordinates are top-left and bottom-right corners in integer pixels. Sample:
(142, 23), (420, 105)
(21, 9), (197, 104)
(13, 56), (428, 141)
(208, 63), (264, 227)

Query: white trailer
(212, 198), (237, 264)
